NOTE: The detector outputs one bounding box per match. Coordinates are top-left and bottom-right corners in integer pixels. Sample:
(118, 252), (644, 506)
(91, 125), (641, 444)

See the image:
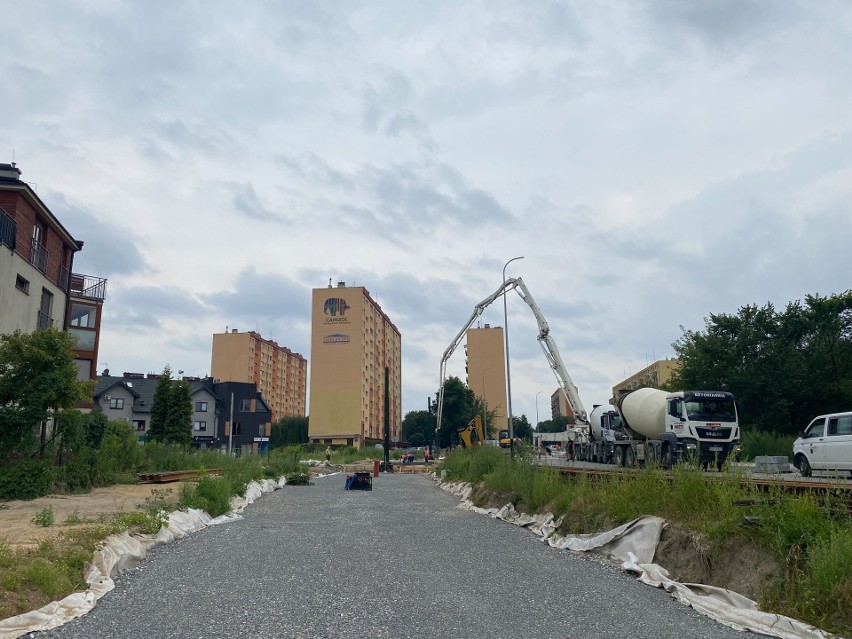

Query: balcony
(68, 272), (108, 301)
(0, 208), (15, 250)
(30, 238), (48, 273)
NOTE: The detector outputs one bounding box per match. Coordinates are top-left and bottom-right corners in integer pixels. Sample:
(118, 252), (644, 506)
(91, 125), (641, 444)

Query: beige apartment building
(611, 358), (681, 401)
(210, 329), (307, 422)
(308, 281), (402, 447)
(550, 389), (576, 420)
(465, 324), (507, 437)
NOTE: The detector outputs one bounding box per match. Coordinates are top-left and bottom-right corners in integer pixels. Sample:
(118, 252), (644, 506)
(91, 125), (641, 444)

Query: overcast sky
(2, 1), (850, 425)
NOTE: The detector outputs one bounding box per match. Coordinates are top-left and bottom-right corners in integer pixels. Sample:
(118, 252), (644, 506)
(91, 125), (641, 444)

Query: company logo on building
(324, 297), (350, 317)
(323, 297), (351, 324)
(323, 333), (351, 345)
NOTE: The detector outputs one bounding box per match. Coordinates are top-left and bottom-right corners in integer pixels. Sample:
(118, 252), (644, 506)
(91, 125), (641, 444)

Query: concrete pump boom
(436, 277), (588, 439)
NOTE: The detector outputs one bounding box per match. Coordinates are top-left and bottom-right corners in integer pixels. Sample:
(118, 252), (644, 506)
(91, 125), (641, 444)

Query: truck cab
(665, 391), (740, 467)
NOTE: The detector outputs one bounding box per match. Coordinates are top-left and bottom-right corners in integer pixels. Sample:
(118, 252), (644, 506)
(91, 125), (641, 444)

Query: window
(69, 303), (97, 328)
(109, 397), (124, 410)
(37, 289), (53, 329)
(194, 421), (207, 432)
(828, 416), (852, 436)
(133, 420), (146, 432)
(239, 398), (251, 412)
(807, 419), (825, 438)
(72, 359), (92, 382)
(15, 275), (29, 294)
(234, 422), (242, 435)
(196, 401), (208, 412)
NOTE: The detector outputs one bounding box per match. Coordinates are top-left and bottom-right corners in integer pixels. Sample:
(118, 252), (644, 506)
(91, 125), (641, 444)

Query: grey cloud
(644, 0), (803, 47)
(152, 120), (235, 156)
(203, 268), (312, 325)
(106, 286), (209, 330)
(362, 70), (433, 144)
(229, 182), (288, 223)
(594, 129), (852, 362)
(361, 160), (514, 229)
(46, 191), (149, 278)
(272, 154), (515, 239)
(385, 111), (430, 139)
(275, 153), (354, 190)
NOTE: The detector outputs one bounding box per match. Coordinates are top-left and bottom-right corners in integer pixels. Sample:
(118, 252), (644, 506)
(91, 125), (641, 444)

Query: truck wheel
(660, 445), (672, 470)
(795, 455), (812, 477)
(614, 447), (624, 467)
(624, 447), (636, 468)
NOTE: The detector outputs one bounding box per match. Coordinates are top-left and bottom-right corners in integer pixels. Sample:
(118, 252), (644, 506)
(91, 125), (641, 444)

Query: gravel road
(29, 473), (751, 639)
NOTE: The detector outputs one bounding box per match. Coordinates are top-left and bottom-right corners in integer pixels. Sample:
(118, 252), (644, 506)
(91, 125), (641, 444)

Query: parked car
(792, 411), (852, 477)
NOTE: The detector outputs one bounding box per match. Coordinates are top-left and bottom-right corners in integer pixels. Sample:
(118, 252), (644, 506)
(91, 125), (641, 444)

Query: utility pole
(228, 392), (234, 455)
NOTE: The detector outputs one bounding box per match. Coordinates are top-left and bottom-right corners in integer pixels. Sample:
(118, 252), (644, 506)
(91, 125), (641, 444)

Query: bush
(264, 447), (304, 478)
(285, 472), (311, 485)
(0, 458), (54, 500)
(179, 475), (232, 517)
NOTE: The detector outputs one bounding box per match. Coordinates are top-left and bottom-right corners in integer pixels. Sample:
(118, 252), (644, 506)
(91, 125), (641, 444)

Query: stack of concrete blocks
(753, 456), (791, 473)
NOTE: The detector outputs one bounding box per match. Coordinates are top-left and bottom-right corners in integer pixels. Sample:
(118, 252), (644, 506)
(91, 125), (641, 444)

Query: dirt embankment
(0, 484), (174, 550)
(469, 483), (782, 604)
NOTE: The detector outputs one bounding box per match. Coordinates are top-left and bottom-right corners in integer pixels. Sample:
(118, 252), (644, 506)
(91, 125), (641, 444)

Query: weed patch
(31, 506), (54, 528)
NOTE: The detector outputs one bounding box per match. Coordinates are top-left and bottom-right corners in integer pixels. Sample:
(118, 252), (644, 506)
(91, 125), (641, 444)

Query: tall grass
(739, 429), (797, 461)
(438, 447), (851, 635)
(0, 512), (163, 619)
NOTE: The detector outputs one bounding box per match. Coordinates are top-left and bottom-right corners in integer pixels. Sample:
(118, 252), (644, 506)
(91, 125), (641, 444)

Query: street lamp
(503, 255), (524, 454)
(535, 390), (544, 450)
(481, 368), (490, 440)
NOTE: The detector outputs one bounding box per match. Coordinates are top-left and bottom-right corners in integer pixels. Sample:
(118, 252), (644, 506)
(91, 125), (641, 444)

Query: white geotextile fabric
(440, 480), (833, 639)
(0, 477), (287, 639)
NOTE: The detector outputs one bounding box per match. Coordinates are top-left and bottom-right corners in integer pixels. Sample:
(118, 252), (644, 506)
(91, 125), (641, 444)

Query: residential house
(93, 373), (270, 454)
(0, 162), (107, 387)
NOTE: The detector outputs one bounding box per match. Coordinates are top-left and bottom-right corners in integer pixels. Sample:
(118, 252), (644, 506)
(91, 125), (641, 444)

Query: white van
(792, 411), (852, 477)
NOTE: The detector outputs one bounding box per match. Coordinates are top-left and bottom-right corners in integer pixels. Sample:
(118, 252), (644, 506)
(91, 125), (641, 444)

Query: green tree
(0, 328), (89, 458)
(435, 376), (476, 447)
(402, 410), (434, 446)
(164, 379), (192, 446)
(472, 396), (500, 438)
(536, 415), (573, 434)
(147, 366), (173, 442)
(512, 414), (533, 442)
(670, 291), (852, 434)
(270, 416), (309, 448)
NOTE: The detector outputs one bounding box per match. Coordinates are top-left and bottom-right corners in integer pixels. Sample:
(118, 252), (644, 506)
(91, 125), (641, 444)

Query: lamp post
(481, 368), (490, 440)
(535, 390), (543, 450)
(503, 255), (524, 455)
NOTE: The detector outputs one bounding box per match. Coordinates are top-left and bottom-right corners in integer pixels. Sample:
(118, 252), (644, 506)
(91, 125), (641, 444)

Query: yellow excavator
(498, 429), (512, 448)
(458, 415), (487, 448)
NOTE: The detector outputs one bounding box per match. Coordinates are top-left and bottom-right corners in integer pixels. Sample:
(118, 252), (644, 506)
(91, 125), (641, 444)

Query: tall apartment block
(0, 163), (107, 387)
(308, 281), (402, 447)
(550, 389), (576, 420)
(465, 324), (507, 436)
(210, 329), (307, 422)
(612, 358), (681, 402)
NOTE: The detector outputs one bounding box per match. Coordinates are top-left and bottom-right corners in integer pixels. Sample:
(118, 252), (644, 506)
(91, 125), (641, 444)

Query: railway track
(551, 462), (852, 513)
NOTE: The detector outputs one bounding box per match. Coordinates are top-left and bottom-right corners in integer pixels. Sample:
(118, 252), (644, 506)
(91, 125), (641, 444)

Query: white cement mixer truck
(573, 388), (740, 470)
